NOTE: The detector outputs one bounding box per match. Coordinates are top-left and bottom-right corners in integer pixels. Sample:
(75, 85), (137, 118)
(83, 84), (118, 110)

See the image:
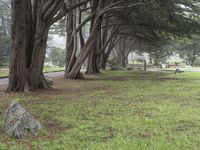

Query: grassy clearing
(0, 69), (8, 77)
(42, 66), (64, 73)
(0, 66), (64, 77)
(0, 70), (200, 149)
(162, 67), (200, 71)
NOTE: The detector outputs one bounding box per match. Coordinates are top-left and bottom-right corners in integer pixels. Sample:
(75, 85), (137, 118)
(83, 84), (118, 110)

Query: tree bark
(8, 0), (31, 91)
(65, 0), (75, 77)
(86, 47), (99, 74)
(67, 19), (100, 79)
(144, 60), (147, 71)
(121, 55), (126, 68)
(8, 0), (52, 91)
(85, 0), (100, 74)
(86, 24), (100, 74)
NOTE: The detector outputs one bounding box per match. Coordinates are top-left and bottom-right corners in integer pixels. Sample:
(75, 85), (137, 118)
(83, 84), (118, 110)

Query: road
(1, 68), (200, 86)
(0, 71), (65, 86)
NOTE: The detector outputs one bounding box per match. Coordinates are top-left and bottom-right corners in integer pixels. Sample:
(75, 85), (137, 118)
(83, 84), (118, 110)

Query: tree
(48, 47), (65, 67)
(0, 0), (11, 67)
(116, 37), (135, 68)
(176, 36), (200, 66)
(83, 0), (200, 75)
(8, 0), (200, 92)
(8, 0), (90, 91)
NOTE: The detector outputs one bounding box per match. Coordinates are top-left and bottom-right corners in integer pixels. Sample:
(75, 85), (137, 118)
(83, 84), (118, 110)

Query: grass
(162, 67), (200, 71)
(1, 70), (200, 149)
(0, 69), (8, 77)
(42, 66), (64, 73)
(0, 66), (64, 78)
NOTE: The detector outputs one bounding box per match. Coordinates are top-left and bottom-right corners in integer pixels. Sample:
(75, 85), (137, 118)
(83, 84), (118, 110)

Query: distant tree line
(0, 0), (10, 67)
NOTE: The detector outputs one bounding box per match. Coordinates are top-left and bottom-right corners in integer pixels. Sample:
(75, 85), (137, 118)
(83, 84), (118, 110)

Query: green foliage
(0, 0), (11, 68)
(50, 17), (66, 36)
(176, 36), (200, 66)
(107, 57), (121, 70)
(0, 36), (10, 67)
(119, 0), (200, 66)
(48, 47), (65, 67)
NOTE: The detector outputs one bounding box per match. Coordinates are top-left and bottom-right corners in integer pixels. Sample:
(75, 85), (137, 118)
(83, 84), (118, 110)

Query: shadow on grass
(83, 71), (185, 82)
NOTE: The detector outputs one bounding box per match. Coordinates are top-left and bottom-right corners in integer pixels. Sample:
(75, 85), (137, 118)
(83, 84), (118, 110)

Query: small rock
(175, 68), (184, 74)
(4, 100), (41, 138)
(46, 77), (54, 85)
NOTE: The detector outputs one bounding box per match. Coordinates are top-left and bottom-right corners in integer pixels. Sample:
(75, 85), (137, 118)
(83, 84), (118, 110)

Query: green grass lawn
(1, 70), (200, 150)
(161, 67), (200, 71)
(0, 69), (9, 77)
(0, 66), (64, 78)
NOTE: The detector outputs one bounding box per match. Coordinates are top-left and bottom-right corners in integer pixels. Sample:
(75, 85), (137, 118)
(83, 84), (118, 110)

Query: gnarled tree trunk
(67, 19), (100, 79)
(65, 0), (75, 77)
(8, 0), (54, 91)
(8, 0), (31, 91)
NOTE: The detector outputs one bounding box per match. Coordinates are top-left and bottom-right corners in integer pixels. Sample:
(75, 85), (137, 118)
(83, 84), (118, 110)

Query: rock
(46, 77), (54, 85)
(126, 67), (133, 70)
(175, 68), (184, 74)
(4, 100), (41, 138)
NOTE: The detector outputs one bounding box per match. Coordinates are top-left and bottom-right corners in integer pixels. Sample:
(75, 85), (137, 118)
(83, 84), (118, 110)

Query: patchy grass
(0, 69), (9, 77)
(1, 70), (200, 149)
(0, 66), (64, 78)
(42, 66), (64, 73)
(162, 67), (200, 72)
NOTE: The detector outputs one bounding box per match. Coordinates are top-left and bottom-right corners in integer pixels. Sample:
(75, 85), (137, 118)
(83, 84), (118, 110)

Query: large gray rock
(4, 100), (41, 138)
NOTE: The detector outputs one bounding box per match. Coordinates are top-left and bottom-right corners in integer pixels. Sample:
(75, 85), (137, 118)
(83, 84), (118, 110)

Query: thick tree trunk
(101, 50), (111, 69)
(86, 10), (102, 74)
(86, 30), (100, 74)
(8, 0), (51, 91)
(121, 55), (126, 68)
(86, 49), (99, 74)
(101, 59), (107, 69)
(8, 0), (31, 91)
(64, 1), (82, 78)
(65, 0), (74, 77)
(100, 52), (106, 69)
(28, 21), (50, 90)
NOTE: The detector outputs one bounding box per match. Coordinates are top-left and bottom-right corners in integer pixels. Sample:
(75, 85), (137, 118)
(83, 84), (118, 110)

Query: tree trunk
(64, 1), (81, 78)
(28, 21), (50, 90)
(86, 48), (99, 74)
(101, 48), (112, 69)
(65, 0), (74, 77)
(144, 60), (147, 71)
(121, 55), (126, 68)
(8, 0), (31, 91)
(101, 54), (107, 69)
(86, 26), (100, 74)
(67, 20), (100, 79)
(8, 0), (51, 91)
(85, 0), (100, 75)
